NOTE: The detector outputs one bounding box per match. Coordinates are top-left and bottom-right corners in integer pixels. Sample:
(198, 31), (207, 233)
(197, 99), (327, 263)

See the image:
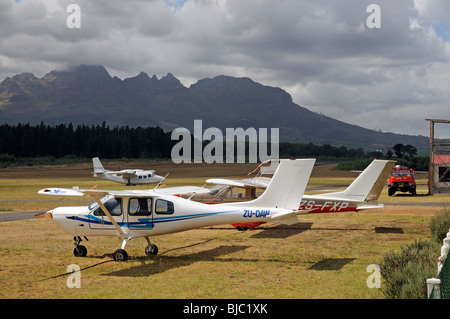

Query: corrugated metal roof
(434, 155), (450, 165)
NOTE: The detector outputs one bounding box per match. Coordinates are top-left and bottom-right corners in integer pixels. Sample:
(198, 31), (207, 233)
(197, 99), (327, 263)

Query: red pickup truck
(388, 165), (416, 196)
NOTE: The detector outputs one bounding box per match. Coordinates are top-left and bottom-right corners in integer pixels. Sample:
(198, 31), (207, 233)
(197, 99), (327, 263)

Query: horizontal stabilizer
(272, 214), (300, 225)
(356, 204), (384, 210)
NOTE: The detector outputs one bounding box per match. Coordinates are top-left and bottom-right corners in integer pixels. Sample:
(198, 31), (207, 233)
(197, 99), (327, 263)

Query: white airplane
(92, 157), (166, 185)
(204, 159), (396, 230)
(38, 159), (315, 261)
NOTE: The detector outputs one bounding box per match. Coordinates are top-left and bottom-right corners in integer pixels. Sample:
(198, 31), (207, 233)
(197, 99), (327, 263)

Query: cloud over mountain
(0, 0), (449, 137)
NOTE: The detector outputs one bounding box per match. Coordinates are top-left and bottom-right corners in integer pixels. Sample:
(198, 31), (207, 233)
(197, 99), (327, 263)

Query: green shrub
(0, 153), (16, 167)
(379, 239), (438, 299)
(430, 208), (450, 244)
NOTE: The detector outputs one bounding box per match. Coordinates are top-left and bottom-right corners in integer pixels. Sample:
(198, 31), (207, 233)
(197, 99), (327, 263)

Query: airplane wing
(116, 172), (138, 180)
(247, 159), (280, 175)
(106, 169), (146, 179)
(153, 186), (211, 196)
(38, 185), (211, 198)
(205, 177), (271, 189)
(38, 187), (133, 237)
(39, 187), (86, 196)
(38, 187), (153, 198)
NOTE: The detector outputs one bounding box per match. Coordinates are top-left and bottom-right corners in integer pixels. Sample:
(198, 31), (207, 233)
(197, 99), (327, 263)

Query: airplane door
(89, 197), (124, 230)
(127, 198), (154, 230)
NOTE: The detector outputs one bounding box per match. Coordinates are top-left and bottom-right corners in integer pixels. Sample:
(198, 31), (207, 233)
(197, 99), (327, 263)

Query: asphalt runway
(0, 211), (45, 222)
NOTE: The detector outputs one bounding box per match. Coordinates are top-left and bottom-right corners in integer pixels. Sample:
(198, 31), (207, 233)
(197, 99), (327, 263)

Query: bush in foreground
(429, 208), (450, 244)
(379, 239), (438, 299)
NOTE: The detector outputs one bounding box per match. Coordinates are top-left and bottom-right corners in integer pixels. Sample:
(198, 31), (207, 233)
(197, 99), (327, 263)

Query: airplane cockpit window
(155, 199), (174, 215)
(93, 197), (122, 216)
(129, 198), (152, 216)
(88, 195), (109, 210)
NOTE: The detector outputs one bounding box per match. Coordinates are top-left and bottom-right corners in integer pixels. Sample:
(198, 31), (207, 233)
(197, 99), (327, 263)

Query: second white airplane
(92, 157), (166, 186)
(204, 159), (396, 230)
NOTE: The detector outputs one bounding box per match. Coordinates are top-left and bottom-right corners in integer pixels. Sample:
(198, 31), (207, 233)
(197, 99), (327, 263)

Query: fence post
(427, 278), (441, 299)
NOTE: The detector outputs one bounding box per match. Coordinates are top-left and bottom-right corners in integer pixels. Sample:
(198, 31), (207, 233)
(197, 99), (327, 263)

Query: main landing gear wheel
(113, 249), (128, 262)
(145, 244), (158, 256)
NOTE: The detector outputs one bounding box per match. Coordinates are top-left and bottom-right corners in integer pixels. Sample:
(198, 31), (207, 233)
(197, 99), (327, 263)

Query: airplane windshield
(88, 195), (109, 210)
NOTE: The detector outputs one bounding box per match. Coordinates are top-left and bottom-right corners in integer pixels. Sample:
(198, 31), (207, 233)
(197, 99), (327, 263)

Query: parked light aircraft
(204, 159), (396, 230)
(92, 157), (165, 185)
(38, 159), (315, 261)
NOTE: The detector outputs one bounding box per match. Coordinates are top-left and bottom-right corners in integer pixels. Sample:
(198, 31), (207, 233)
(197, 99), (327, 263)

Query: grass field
(0, 160), (448, 299)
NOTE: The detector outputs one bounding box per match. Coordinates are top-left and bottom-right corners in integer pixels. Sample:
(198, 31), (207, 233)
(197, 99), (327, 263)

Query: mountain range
(0, 64), (430, 151)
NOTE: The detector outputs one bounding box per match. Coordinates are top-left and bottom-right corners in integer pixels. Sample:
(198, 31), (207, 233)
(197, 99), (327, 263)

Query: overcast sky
(1, 0), (450, 138)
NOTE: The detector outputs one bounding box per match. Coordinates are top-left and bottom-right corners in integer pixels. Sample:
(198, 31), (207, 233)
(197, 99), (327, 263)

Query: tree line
(0, 122), (427, 168)
(0, 122), (174, 160)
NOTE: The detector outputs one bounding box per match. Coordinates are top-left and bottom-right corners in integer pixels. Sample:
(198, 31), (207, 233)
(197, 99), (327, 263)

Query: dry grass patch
(0, 161), (448, 299)
(0, 207), (434, 299)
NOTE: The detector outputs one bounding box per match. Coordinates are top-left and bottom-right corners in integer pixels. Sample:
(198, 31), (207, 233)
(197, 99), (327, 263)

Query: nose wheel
(73, 236), (88, 257)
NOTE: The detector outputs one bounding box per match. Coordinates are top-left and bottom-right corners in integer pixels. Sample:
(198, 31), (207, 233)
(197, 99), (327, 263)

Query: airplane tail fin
(320, 159), (396, 202)
(92, 157), (106, 173)
(238, 158), (315, 209)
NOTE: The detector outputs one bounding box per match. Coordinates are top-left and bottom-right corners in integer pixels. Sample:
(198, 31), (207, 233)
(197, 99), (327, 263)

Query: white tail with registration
(92, 157), (105, 173)
(315, 160), (396, 202)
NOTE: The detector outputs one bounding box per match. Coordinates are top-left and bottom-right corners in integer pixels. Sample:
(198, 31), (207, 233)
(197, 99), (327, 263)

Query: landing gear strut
(112, 237), (158, 262)
(73, 236), (88, 257)
(72, 236), (158, 261)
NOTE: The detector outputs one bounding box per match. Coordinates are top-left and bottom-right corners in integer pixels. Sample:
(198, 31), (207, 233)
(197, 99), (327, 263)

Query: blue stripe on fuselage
(66, 210), (239, 229)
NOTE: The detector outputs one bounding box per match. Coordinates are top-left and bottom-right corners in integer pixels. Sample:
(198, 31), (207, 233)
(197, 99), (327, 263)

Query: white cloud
(1, 0), (450, 137)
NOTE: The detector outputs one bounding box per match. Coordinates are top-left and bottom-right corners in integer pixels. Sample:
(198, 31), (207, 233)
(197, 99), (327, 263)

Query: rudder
(322, 159), (396, 202)
(92, 157), (105, 173)
(241, 158), (315, 209)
